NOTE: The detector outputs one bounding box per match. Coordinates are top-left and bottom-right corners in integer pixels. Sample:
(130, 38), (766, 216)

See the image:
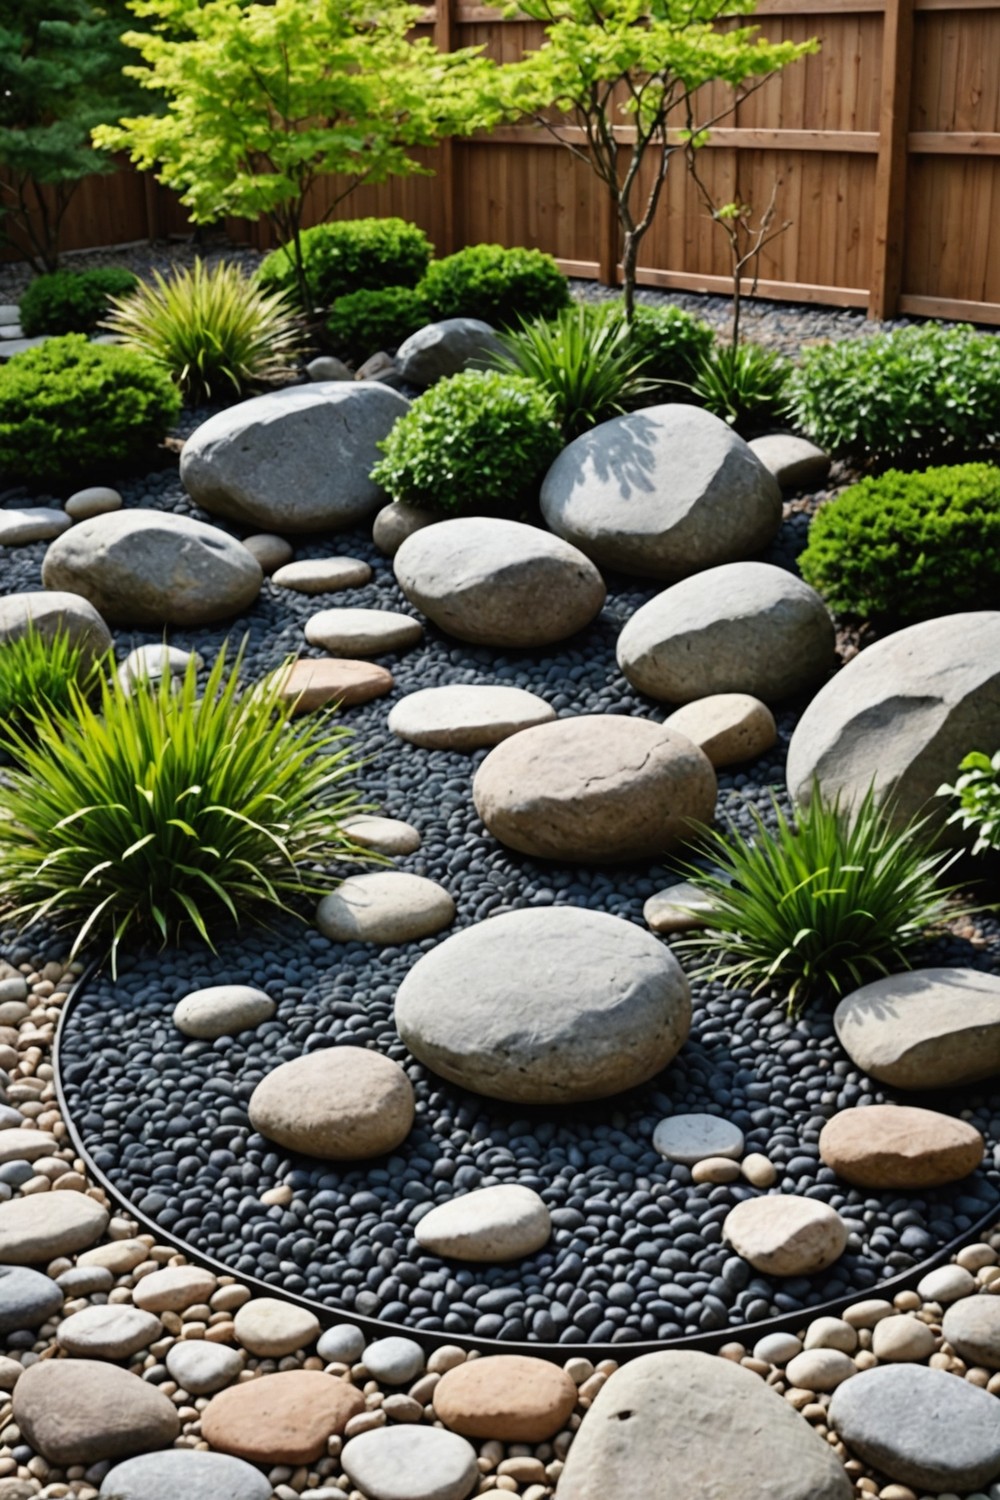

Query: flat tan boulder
(13, 1359), (179, 1464)
(315, 871), (455, 944)
(663, 693), (777, 766)
(201, 1370), (364, 1464)
(433, 1355), (577, 1441)
(724, 1195), (848, 1275)
(271, 657), (392, 713)
(248, 1045), (414, 1159)
(414, 1185), (551, 1262)
(388, 683), (555, 750)
(819, 1104), (984, 1187)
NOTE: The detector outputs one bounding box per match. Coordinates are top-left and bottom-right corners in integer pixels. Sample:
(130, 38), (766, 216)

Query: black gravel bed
(16, 440), (994, 1346)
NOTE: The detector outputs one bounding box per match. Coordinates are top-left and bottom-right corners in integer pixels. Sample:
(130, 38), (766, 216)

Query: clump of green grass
(0, 626), (104, 758)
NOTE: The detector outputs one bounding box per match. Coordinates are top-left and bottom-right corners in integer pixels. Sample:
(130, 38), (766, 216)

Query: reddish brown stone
(432, 1355), (577, 1442)
(819, 1105), (984, 1189)
(201, 1371), (364, 1464)
(273, 658), (392, 714)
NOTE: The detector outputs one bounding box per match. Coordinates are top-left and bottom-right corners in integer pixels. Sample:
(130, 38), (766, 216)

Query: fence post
(868, 0), (914, 320)
(433, 0), (458, 256)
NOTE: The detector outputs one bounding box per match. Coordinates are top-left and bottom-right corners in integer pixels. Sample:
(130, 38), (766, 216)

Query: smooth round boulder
(395, 319), (505, 387)
(540, 403), (782, 580)
(617, 562), (835, 705)
(784, 1349), (857, 1392)
(394, 907), (691, 1104)
(0, 507), (70, 546)
(786, 611), (1000, 835)
(394, 517), (605, 648)
(0, 1265), (62, 1334)
(942, 1295), (1000, 1369)
(341, 1427), (479, 1500)
(248, 1045), (414, 1159)
(65, 485), (123, 520)
(372, 500), (438, 556)
(341, 815), (421, 855)
(41, 512), (262, 628)
(653, 1113), (744, 1165)
(870, 1315), (937, 1363)
(833, 969), (1000, 1089)
(388, 684), (555, 750)
(316, 872), (455, 944)
(13, 1359), (179, 1464)
(0, 589), (111, 665)
(165, 1341), (244, 1395)
(271, 556), (372, 594)
(201, 1370), (364, 1464)
(0, 1193), (107, 1263)
(663, 693), (777, 766)
(305, 607), (423, 656)
(819, 1105), (984, 1187)
(472, 715), (716, 862)
(748, 433), (831, 489)
(433, 1355), (577, 1441)
(233, 1298), (319, 1357)
(241, 532), (293, 574)
(414, 1186), (551, 1262)
(180, 382), (409, 531)
(101, 1450), (272, 1500)
(116, 643), (201, 692)
(173, 985), (276, 1040)
(724, 1195), (848, 1275)
(57, 1304), (161, 1360)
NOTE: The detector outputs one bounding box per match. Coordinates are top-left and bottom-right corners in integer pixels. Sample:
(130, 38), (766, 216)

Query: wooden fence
(10, 0), (1000, 325)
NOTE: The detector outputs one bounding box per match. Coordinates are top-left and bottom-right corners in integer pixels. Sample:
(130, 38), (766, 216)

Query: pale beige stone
(724, 1195), (848, 1276)
(249, 1045), (414, 1159)
(663, 693), (777, 767)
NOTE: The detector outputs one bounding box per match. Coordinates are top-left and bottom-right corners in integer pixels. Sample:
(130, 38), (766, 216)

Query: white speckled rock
(271, 556), (372, 594)
(248, 1045), (414, 1160)
(833, 969), (1000, 1089)
(362, 1336), (425, 1385)
(389, 683), (555, 750)
(305, 607), (423, 656)
(233, 1297), (319, 1357)
(57, 1304), (162, 1360)
(414, 1186), (551, 1262)
(100, 1449), (271, 1500)
(653, 1114), (744, 1164)
(663, 693), (777, 766)
(341, 815), (421, 855)
(165, 1340), (244, 1395)
(785, 1349), (857, 1392)
(724, 1195), (848, 1275)
(65, 486), (123, 520)
(341, 1426), (478, 1500)
(316, 872), (455, 944)
(173, 985), (276, 1040)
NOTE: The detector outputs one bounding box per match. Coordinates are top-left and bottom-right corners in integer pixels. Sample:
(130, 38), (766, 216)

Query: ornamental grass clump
(0, 643), (363, 974)
(0, 626), (104, 758)
(689, 340), (790, 434)
(676, 785), (960, 1012)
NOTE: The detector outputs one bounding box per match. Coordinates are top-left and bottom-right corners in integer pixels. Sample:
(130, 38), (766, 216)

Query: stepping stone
(395, 907), (691, 1104)
(0, 1193), (108, 1262)
(42, 512), (262, 628)
(317, 1324), (366, 1364)
(784, 1349), (857, 1391)
(13, 1358), (179, 1464)
(165, 1340), (244, 1395)
(388, 684), (555, 750)
(556, 1350), (852, 1500)
(748, 432), (831, 489)
(305, 606), (423, 656)
(617, 562), (835, 706)
(341, 1426), (478, 1500)
(57, 1304), (162, 1359)
(0, 589), (112, 665)
(242, 532), (293, 574)
(117, 644), (202, 692)
(271, 657), (392, 713)
(173, 984), (276, 1040)
(0, 1129), (57, 1166)
(316, 871), (455, 943)
(100, 1449), (272, 1500)
(473, 716), (716, 863)
(833, 968), (1000, 1089)
(870, 1315), (937, 1362)
(663, 693), (777, 767)
(433, 1354), (576, 1441)
(0, 1265), (63, 1334)
(724, 1195), (848, 1275)
(373, 500), (438, 557)
(201, 1370), (364, 1464)
(653, 1113), (744, 1164)
(233, 1297), (319, 1356)
(394, 516), (606, 648)
(828, 1364), (1000, 1492)
(415, 1185), (551, 1262)
(362, 1336), (425, 1385)
(342, 815), (421, 854)
(819, 1104), (984, 1187)
(271, 556), (372, 593)
(942, 1295), (1000, 1370)
(643, 882), (717, 934)
(132, 1264), (217, 1313)
(0, 508), (71, 546)
(64, 486), (122, 521)
(248, 1045), (414, 1160)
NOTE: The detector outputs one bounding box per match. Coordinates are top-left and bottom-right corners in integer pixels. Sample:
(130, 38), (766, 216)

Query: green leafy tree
(0, 0), (145, 271)
(498, 0), (818, 317)
(97, 0), (503, 311)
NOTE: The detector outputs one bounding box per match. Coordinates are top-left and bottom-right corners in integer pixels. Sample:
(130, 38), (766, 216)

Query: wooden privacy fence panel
(7, 0), (1000, 324)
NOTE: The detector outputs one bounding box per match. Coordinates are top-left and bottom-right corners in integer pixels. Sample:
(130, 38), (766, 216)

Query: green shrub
(370, 369), (563, 516)
(418, 244), (570, 329)
(492, 302), (657, 440)
(19, 267), (139, 336)
(629, 304), (715, 388)
(0, 335), (181, 488)
(784, 322), (1000, 467)
(0, 642), (363, 974)
(690, 341), (790, 434)
(0, 626), (103, 759)
(675, 785), (959, 1012)
(325, 285), (430, 364)
(798, 462), (1000, 625)
(102, 257), (303, 403)
(938, 750), (1000, 857)
(257, 218), (433, 309)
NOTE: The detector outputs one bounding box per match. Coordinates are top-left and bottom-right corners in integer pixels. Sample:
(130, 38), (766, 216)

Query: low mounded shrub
(418, 244), (570, 329)
(0, 335), (181, 487)
(939, 750), (1000, 857)
(18, 266), (139, 336)
(370, 369), (563, 516)
(257, 218), (433, 309)
(784, 322), (1000, 467)
(629, 304), (715, 388)
(325, 285), (430, 365)
(103, 257), (303, 402)
(690, 341), (790, 434)
(798, 462), (1000, 625)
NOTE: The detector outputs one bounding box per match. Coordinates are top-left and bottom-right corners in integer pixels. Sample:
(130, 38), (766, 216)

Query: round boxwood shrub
(629, 304), (715, 387)
(0, 335), (182, 488)
(798, 461), (1000, 625)
(418, 244), (570, 329)
(257, 218), (433, 309)
(19, 266), (139, 336)
(370, 369), (563, 517)
(325, 286), (430, 364)
(784, 322), (1000, 467)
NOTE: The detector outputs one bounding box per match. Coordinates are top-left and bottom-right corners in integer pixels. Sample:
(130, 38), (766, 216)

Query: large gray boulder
(42, 512), (262, 628)
(394, 516), (605, 648)
(180, 382), (408, 532)
(101, 1450), (272, 1500)
(0, 589), (112, 665)
(540, 403), (782, 580)
(395, 906), (691, 1104)
(786, 611), (1000, 833)
(556, 1350), (853, 1500)
(617, 561), (835, 704)
(395, 319), (505, 387)
(832, 968), (1000, 1089)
